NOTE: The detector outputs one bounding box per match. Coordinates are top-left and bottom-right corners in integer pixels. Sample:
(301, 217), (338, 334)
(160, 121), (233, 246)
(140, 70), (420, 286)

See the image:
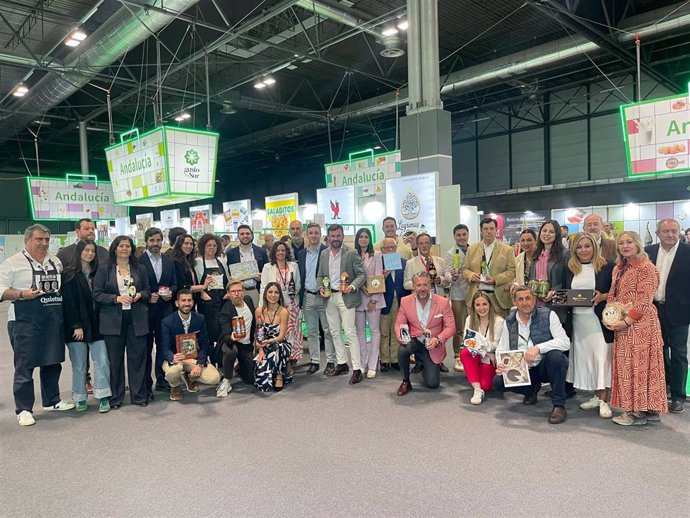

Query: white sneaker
(361, 366), (368, 375)
(579, 396), (601, 410)
(216, 379), (232, 398)
(42, 400), (75, 412)
(470, 389), (485, 405)
(17, 410), (35, 426)
(454, 359), (464, 372)
(366, 369), (376, 379)
(599, 401), (612, 419)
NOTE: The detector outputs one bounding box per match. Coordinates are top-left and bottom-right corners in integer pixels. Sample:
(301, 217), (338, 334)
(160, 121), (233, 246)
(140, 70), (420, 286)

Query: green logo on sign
(184, 149), (200, 166)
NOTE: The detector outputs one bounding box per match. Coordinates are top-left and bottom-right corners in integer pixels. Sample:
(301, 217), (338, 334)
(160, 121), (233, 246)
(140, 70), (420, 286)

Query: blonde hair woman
(460, 291), (504, 405)
(563, 233), (615, 418)
(604, 231), (667, 426)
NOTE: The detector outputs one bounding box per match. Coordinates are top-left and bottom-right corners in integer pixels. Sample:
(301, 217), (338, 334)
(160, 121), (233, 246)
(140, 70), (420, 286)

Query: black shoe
(439, 363), (449, 373)
(306, 363), (320, 375)
(380, 363), (390, 373)
(147, 392), (155, 402)
(323, 362), (336, 376)
(329, 363), (349, 376)
(349, 370), (362, 385)
(111, 404), (121, 410)
(670, 400), (685, 413)
(155, 381), (170, 392)
(411, 364), (424, 374)
(133, 401), (148, 407)
(390, 362), (400, 371)
(523, 386), (540, 405)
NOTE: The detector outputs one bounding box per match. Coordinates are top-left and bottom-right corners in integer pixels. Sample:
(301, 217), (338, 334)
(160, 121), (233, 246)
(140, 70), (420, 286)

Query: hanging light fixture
(12, 84), (29, 97)
(65, 29), (87, 47)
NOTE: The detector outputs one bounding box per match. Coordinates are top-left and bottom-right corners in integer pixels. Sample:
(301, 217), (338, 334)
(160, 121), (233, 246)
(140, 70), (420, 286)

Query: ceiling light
(254, 81), (267, 89)
(72, 30), (87, 41)
(396, 19), (409, 31)
(181, 112), (191, 119)
(174, 116), (184, 122)
(381, 27), (398, 37)
(374, 145), (382, 150)
(262, 76), (276, 85)
(65, 28), (87, 47)
(65, 39), (80, 47)
(12, 84), (29, 97)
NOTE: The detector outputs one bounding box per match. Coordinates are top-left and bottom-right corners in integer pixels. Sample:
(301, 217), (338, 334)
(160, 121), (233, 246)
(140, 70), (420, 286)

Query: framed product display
(229, 260), (259, 281)
(551, 289), (595, 307)
(496, 350), (531, 388)
(176, 333), (198, 359)
(366, 274), (386, 294)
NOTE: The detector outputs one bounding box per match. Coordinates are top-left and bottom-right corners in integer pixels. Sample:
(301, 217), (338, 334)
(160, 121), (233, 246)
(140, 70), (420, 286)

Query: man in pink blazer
(394, 272), (456, 396)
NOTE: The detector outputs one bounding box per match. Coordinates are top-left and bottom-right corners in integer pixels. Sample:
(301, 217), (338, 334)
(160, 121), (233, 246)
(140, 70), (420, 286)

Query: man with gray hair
(0, 224), (74, 426)
(583, 214), (616, 261)
(645, 218), (690, 413)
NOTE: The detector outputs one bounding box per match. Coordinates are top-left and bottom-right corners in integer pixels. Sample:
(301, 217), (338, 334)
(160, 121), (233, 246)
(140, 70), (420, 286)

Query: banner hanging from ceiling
(324, 149), (400, 197)
(27, 175), (128, 221)
(105, 126), (218, 207)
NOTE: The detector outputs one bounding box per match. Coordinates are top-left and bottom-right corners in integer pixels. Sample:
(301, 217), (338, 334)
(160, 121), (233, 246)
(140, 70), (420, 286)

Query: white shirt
(0, 250), (63, 321)
(654, 241), (679, 302)
(414, 296), (432, 335)
(145, 250), (162, 282)
(236, 302), (253, 345)
(179, 312), (192, 333)
(328, 248), (343, 290)
(496, 310), (570, 366)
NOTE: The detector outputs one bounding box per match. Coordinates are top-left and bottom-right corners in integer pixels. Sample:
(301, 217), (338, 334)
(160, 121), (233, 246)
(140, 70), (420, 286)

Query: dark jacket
(297, 244), (327, 306)
(218, 295), (256, 346)
(226, 244), (269, 290)
(93, 263), (150, 337)
(160, 311), (211, 366)
(139, 252), (177, 322)
(529, 251), (568, 324)
(57, 242), (109, 266)
(173, 258), (198, 292)
(506, 306), (552, 350)
(645, 243), (690, 326)
(61, 270), (102, 342)
(564, 261), (615, 343)
(381, 258), (410, 316)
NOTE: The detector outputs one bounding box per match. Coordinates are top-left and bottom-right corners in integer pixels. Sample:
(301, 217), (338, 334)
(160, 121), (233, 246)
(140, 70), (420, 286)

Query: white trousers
(324, 292), (361, 370)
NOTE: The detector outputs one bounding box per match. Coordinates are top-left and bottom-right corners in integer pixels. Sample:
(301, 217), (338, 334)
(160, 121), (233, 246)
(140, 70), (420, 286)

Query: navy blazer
(226, 244), (269, 289)
(381, 258), (410, 315)
(139, 252), (177, 320)
(645, 243), (690, 326)
(93, 263), (150, 337)
(297, 244), (327, 306)
(563, 261), (615, 343)
(160, 311), (211, 366)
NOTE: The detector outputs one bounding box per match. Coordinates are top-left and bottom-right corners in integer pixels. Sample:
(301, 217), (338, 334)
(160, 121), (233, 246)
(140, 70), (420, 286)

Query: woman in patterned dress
(604, 231), (667, 426)
(259, 241), (302, 364)
(254, 282), (293, 392)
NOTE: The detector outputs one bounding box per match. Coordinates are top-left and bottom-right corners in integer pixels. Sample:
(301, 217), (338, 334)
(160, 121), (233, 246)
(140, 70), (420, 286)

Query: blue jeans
(493, 350), (569, 406)
(67, 340), (112, 401)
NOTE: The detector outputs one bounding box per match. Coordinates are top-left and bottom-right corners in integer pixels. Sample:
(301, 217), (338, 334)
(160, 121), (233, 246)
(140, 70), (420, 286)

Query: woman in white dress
(260, 241), (302, 364)
(564, 232), (615, 418)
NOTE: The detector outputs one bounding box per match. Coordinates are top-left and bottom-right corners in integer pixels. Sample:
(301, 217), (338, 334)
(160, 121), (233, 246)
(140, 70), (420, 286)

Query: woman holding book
(563, 232), (615, 419)
(460, 291), (504, 405)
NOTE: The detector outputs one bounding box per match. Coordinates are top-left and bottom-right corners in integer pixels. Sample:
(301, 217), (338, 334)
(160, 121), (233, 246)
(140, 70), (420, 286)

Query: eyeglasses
(228, 289), (243, 294)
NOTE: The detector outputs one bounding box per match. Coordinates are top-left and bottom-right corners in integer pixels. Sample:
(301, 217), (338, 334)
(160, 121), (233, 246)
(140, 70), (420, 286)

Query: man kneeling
(395, 272), (455, 396)
(160, 289), (220, 400)
(494, 286), (570, 424)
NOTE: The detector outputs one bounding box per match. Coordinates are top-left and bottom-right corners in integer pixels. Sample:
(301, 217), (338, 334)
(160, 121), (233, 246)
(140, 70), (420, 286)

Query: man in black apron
(0, 224), (74, 426)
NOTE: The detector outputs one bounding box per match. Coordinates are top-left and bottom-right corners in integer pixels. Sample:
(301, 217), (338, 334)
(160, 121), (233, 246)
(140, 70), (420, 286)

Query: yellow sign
(265, 192), (298, 237)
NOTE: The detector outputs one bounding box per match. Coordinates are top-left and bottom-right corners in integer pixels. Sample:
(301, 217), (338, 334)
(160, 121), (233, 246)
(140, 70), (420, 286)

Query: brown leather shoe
(397, 380), (412, 396)
(349, 370), (362, 385)
(548, 405), (567, 424)
(169, 386), (183, 401)
(329, 363), (349, 376)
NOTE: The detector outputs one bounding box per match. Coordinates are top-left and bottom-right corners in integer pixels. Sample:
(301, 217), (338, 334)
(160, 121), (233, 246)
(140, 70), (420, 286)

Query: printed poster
(316, 186), (355, 224)
(223, 200), (251, 233)
(189, 204), (212, 236)
(385, 172), (438, 237)
(265, 193), (298, 237)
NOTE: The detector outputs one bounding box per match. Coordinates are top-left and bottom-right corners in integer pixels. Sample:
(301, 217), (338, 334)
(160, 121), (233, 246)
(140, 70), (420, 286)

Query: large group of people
(0, 213), (687, 428)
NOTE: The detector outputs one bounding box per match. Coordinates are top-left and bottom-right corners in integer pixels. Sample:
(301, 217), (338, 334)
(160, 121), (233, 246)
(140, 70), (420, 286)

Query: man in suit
(461, 217), (516, 317)
(139, 227), (177, 397)
(217, 279), (256, 395)
(160, 290), (220, 401)
(226, 224), (268, 307)
(584, 214), (617, 261)
(297, 222), (335, 375)
(379, 237), (410, 372)
(394, 272), (455, 396)
(317, 224), (366, 384)
(56, 217), (108, 395)
(403, 233), (446, 296)
(494, 286), (571, 424)
(646, 218), (690, 413)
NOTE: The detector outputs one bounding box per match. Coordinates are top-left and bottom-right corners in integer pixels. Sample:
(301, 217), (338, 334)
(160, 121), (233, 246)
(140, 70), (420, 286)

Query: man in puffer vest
(494, 286), (571, 424)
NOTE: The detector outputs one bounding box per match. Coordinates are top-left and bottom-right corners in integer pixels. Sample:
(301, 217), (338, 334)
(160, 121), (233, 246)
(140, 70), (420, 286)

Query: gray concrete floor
(0, 302), (688, 517)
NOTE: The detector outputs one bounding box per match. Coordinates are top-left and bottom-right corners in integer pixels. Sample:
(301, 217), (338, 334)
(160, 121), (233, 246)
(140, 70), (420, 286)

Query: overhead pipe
(0, 0), (201, 142)
(295, 0), (383, 38)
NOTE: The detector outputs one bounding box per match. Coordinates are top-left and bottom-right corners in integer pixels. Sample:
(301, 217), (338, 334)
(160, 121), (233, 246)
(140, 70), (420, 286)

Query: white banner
(160, 209), (180, 229)
(27, 177), (127, 221)
(166, 128), (217, 197)
(386, 172), (438, 237)
(316, 185), (356, 225)
(222, 200), (252, 233)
